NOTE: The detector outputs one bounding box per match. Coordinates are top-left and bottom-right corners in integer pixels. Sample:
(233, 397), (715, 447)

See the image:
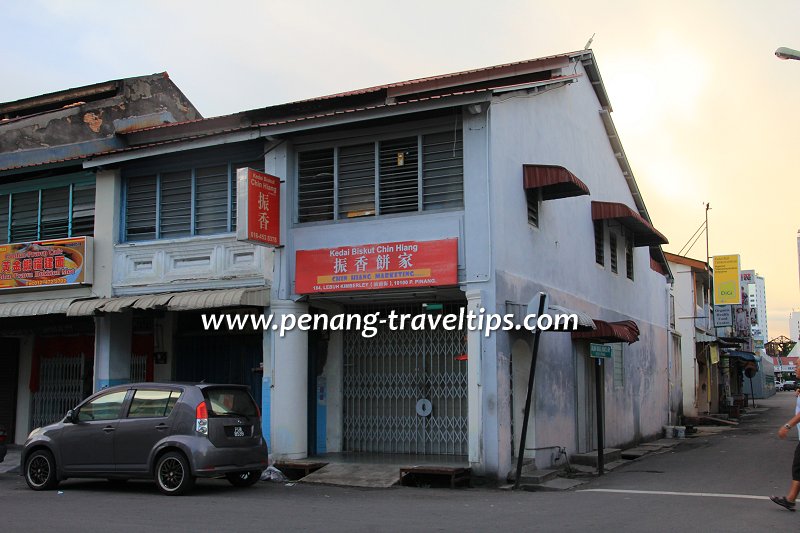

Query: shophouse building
(3, 51), (674, 482)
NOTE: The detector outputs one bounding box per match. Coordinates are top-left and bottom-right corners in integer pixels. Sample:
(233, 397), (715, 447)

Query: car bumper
(189, 441), (269, 477)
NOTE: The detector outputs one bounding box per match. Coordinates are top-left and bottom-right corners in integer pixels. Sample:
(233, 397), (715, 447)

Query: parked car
(783, 381), (797, 391)
(0, 423), (7, 463)
(22, 383), (268, 495)
(777, 381), (784, 392)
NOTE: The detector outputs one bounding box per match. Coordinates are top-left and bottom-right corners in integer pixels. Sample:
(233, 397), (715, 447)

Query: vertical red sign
(236, 168), (280, 247)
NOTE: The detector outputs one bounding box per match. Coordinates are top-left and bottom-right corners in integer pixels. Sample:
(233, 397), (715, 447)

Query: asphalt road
(2, 393), (798, 532)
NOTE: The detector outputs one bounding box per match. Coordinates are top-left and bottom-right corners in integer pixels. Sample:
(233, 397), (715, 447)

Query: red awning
(523, 165), (590, 200)
(571, 319), (640, 344)
(591, 201), (668, 247)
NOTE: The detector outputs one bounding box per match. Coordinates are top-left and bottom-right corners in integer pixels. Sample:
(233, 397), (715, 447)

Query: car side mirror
(66, 409), (77, 423)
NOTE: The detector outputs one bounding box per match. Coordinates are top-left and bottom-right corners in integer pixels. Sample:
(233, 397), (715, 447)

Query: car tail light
(0, 434), (5, 444)
(196, 402), (209, 436)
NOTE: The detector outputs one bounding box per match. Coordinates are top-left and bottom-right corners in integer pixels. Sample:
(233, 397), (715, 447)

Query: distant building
(790, 311), (800, 342)
(741, 269), (767, 351)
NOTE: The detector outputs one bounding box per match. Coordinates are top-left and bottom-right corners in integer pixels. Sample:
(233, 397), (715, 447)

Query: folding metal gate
(31, 355), (85, 430)
(343, 303), (468, 455)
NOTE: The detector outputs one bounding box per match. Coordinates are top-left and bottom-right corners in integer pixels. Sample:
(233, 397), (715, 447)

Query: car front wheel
(155, 452), (195, 495)
(226, 470), (261, 487)
(25, 449), (59, 491)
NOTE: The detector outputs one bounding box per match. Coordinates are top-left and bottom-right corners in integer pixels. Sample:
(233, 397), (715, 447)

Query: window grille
(338, 144), (375, 219)
(40, 187), (70, 240)
(610, 232), (618, 274)
(126, 175), (158, 241)
(297, 149), (335, 223)
(422, 130), (463, 210)
(296, 127), (463, 223)
(10, 190), (39, 242)
(379, 137), (419, 215)
(594, 220), (604, 266)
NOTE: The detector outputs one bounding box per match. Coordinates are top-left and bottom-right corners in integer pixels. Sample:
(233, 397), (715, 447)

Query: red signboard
(236, 168), (280, 247)
(295, 238), (458, 294)
(0, 236), (93, 291)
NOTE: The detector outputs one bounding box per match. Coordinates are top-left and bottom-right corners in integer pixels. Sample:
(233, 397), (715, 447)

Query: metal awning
(571, 319), (640, 344)
(0, 297), (84, 318)
(65, 287), (270, 316)
(723, 350), (757, 362)
(548, 304), (596, 331)
(523, 164), (591, 200)
(591, 201), (668, 247)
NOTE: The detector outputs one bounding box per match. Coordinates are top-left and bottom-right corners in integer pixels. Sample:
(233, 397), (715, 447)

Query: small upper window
(594, 221), (604, 266)
(526, 189), (540, 228)
(625, 235), (634, 280)
(610, 232), (618, 274)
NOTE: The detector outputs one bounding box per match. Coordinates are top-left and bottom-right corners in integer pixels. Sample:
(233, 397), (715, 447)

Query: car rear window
(202, 388), (258, 418)
(127, 389), (181, 418)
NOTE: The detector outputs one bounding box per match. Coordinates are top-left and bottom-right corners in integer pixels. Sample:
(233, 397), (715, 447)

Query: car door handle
(102, 426), (115, 433)
(155, 424), (168, 431)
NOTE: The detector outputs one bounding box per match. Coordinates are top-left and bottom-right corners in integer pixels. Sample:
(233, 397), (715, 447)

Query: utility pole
(705, 202), (711, 265)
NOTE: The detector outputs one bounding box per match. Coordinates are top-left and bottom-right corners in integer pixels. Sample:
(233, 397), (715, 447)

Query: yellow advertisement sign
(712, 254), (740, 305)
(0, 237), (93, 291)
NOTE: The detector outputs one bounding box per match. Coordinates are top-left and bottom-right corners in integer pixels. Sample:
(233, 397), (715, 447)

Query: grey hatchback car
(22, 383), (268, 495)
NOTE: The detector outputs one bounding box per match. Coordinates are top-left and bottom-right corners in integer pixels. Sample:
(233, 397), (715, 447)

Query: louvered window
(126, 176), (158, 241)
(338, 144), (375, 219)
(40, 187), (70, 239)
(298, 149), (334, 223)
(594, 220), (604, 266)
(297, 128), (463, 223)
(0, 179), (95, 243)
(610, 232), (618, 274)
(613, 344), (624, 388)
(422, 130), (463, 210)
(379, 137), (419, 214)
(10, 191), (39, 242)
(0, 194), (9, 244)
(526, 189), (540, 228)
(71, 184), (95, 237)
(124, 158), (261, 241)
(195, 165), (228, 235)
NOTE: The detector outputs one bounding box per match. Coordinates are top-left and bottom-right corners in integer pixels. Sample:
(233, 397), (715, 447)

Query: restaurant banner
(0, 236), (92, 291)
(295, 238), (458, 294)
(236, 167), (281, 247)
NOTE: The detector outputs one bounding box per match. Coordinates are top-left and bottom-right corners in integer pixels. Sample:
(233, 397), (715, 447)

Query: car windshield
(202, 388), (258, 418)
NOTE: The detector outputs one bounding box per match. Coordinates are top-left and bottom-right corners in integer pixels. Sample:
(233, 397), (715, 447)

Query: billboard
(295, 239), (458, 294)
(712, 255), (740, 305)
(236, 168), (281, 247)
(0, 237), (93, 291)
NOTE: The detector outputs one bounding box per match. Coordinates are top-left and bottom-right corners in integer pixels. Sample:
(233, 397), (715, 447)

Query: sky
(2, 0), (799, 338)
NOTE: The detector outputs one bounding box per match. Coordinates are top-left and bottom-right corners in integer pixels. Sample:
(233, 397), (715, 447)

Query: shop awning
(548, 304), (596, 331)
(571, 319), (640, 344)
(523, 164), (590, 200)
(591, 201), (668, 247)
(66, 287), (270, 316)
(0, 297), (85, 318)
(723, 350), (758, 362)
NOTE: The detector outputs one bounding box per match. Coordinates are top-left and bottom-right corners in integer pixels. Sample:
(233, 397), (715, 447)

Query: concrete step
(517, 468), (559, 484)
(570, 448), (621, 467)
(620, 447), (652, 460)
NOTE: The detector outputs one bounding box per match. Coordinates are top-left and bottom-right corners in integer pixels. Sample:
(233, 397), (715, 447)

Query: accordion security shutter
(298, 149), (335, 223)
(422, 130), (463, 211)
(379, 137), (418, 215)
(126, 176), (157, 241)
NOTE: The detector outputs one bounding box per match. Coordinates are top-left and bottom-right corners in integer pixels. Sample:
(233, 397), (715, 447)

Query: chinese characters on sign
(0, 237), (92, 290)
(236, 168), (281, 247)
(295, 239), (458, 293)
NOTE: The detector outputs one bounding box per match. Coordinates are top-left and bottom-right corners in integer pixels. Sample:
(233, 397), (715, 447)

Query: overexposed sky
(2, 0), (799, 338)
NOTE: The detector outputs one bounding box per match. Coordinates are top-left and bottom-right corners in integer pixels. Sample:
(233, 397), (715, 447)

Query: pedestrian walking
(770, 370), (800, 511)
